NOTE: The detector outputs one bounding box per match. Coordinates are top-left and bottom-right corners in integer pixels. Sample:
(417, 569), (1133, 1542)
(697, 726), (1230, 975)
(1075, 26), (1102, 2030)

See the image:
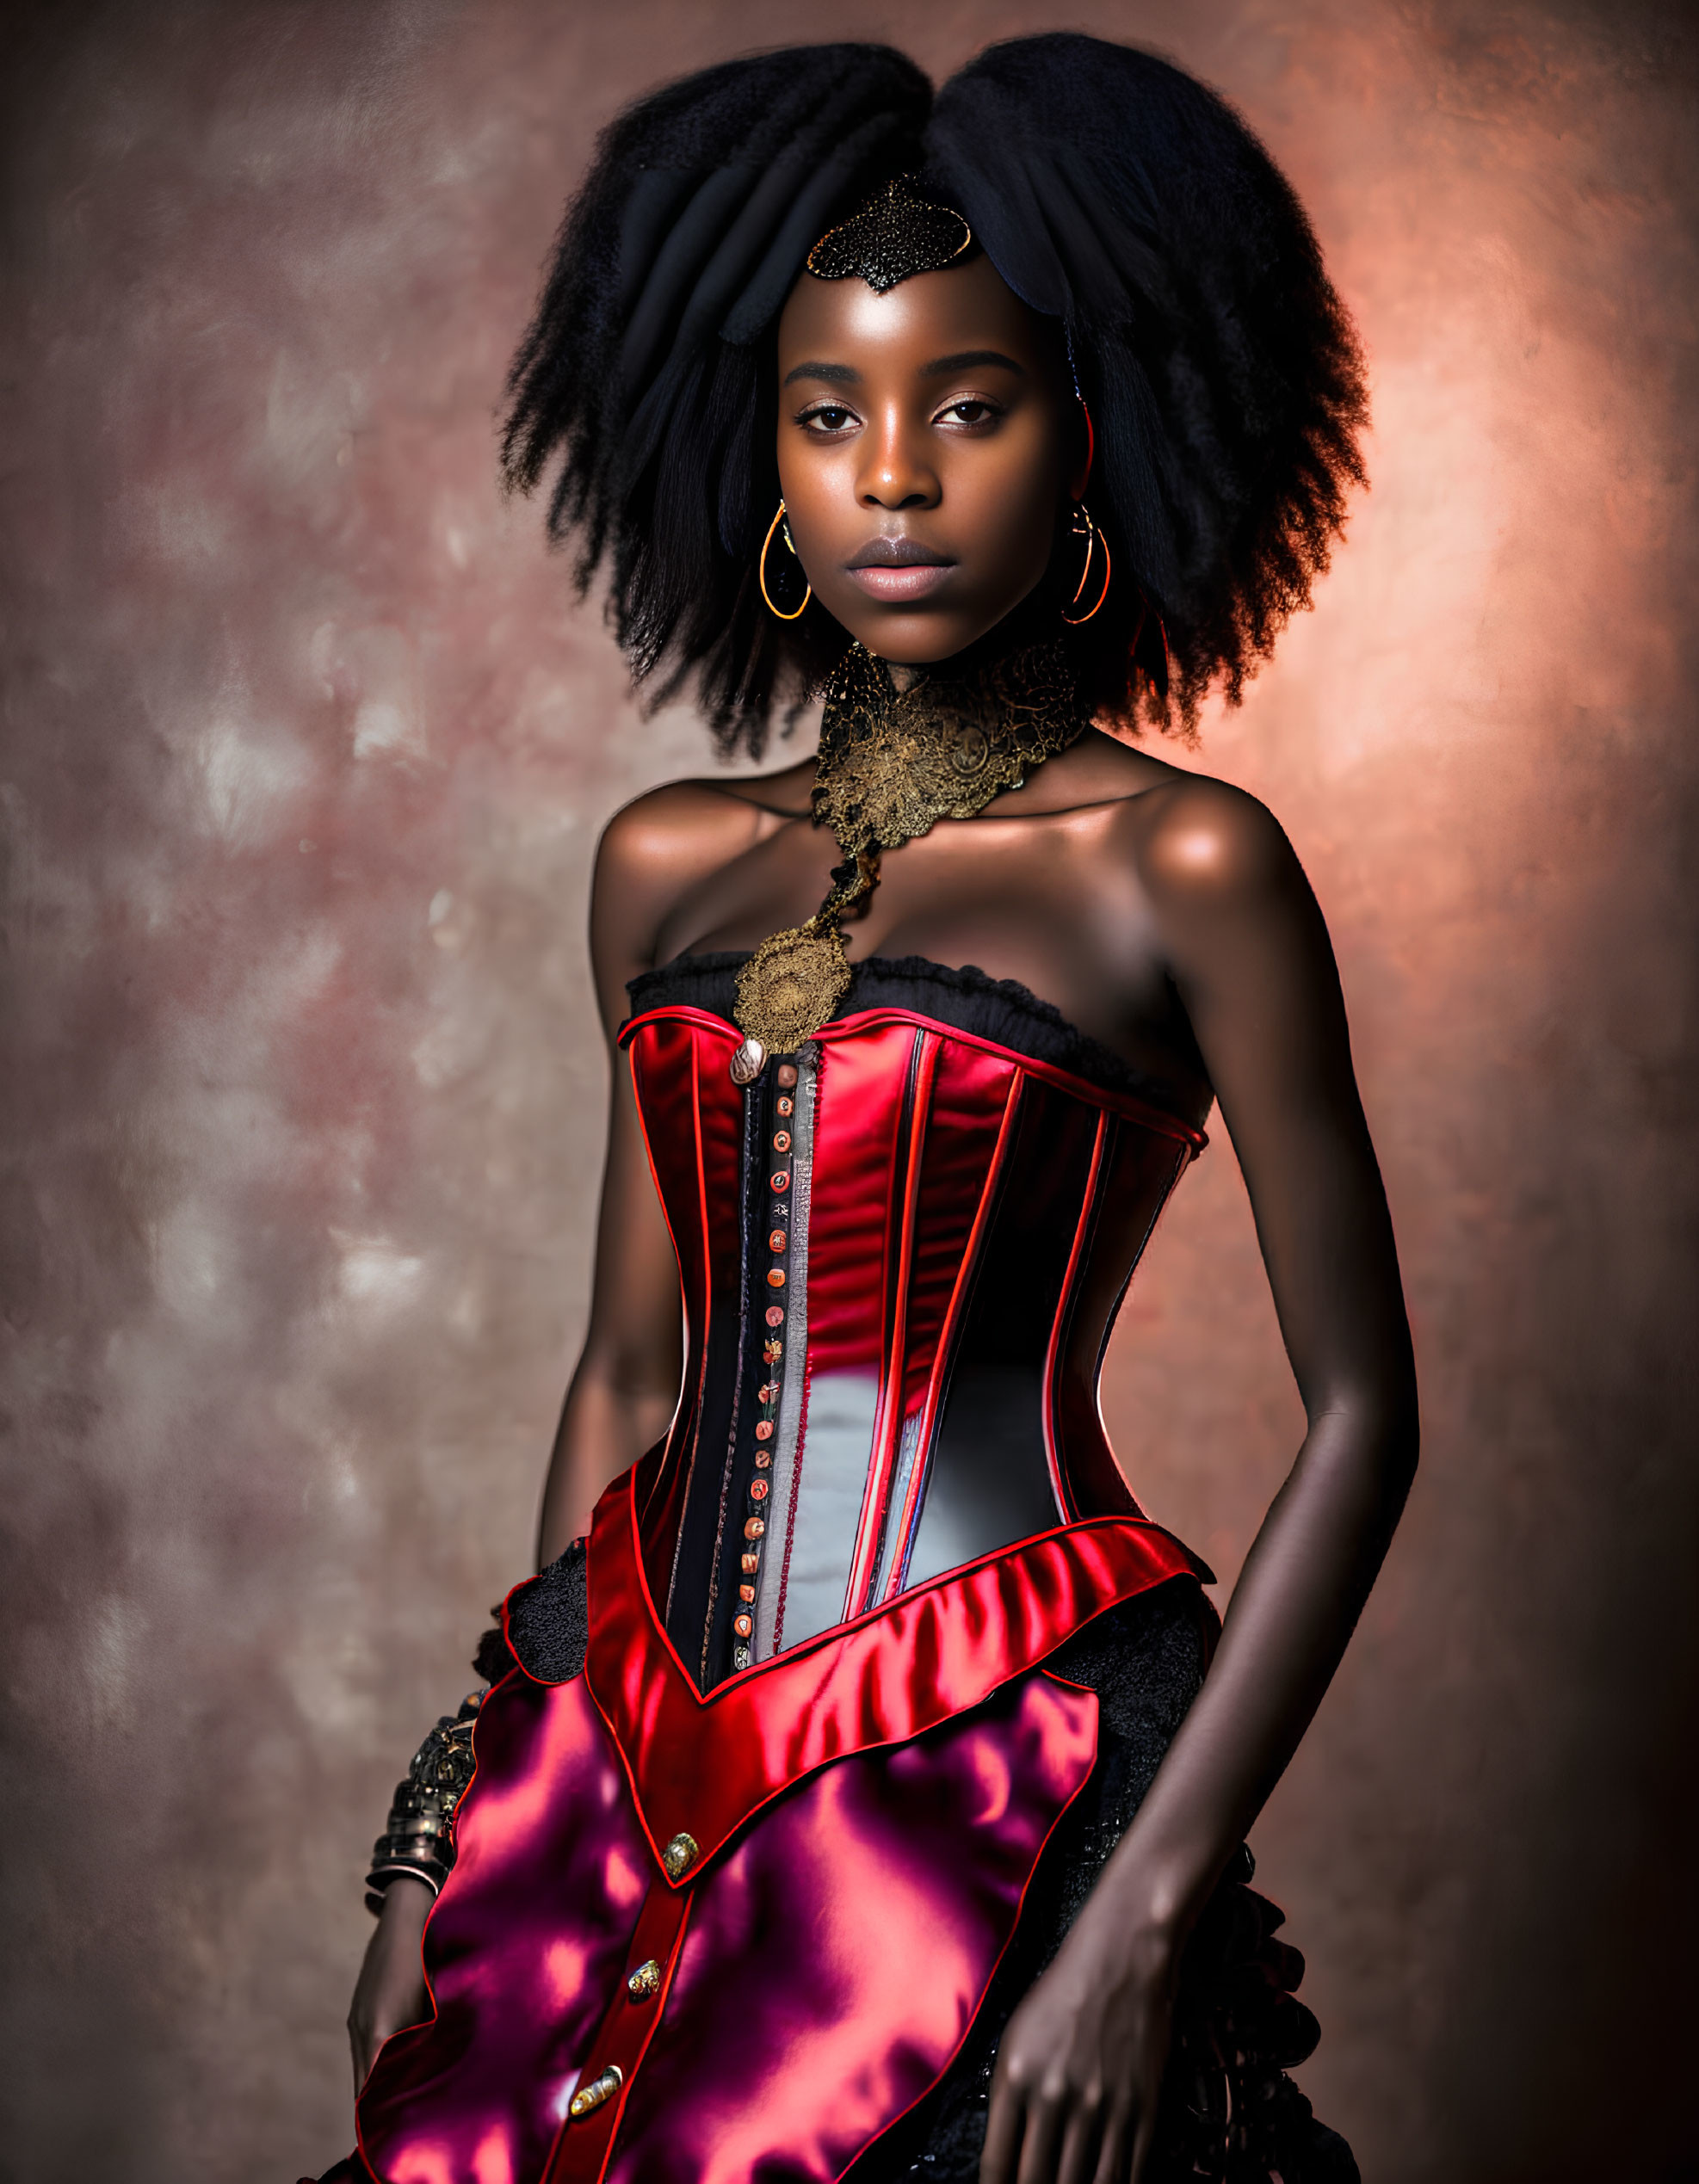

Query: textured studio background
(2, 2), (1696, 2178)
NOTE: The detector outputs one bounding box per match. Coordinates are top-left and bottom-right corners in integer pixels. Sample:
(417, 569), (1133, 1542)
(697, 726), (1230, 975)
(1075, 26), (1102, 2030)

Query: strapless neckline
(626, 948), (1207, 1120)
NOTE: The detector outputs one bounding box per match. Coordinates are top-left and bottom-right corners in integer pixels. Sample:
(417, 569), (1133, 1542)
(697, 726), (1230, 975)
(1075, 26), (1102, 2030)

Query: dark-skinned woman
(316, 35), (1412, 2184)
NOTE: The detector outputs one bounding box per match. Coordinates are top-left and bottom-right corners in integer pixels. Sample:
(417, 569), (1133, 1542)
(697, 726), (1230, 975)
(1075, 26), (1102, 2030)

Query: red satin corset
(619, 956), (1208, 1691)
(351, 959), (1217, 2184)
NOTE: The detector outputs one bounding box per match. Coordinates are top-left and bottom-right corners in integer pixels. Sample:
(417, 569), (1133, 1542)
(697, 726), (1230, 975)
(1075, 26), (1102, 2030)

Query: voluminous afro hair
(502, 35), (1367, 754)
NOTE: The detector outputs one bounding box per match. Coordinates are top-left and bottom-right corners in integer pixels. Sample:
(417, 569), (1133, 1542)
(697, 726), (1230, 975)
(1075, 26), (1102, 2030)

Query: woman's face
(774, 253), (1082, 663)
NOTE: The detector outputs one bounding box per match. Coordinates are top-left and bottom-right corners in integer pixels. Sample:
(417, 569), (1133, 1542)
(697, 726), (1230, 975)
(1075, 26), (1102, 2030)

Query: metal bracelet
(364, 1688), (484, 1914)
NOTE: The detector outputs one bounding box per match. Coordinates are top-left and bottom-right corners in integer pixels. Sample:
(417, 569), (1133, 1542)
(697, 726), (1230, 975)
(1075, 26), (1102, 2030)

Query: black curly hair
(502, 35), (1367, 755)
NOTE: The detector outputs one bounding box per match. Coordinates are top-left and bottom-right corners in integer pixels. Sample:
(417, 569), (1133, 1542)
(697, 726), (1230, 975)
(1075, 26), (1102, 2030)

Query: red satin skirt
(309, 1475), (1352, 2184)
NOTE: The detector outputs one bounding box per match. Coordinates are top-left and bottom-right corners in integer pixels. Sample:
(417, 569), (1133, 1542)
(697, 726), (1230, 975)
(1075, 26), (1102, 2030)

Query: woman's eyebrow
(782, 360), (860, 386)
(919, 349), (1027, 377)
(781, 349), (1028, 388)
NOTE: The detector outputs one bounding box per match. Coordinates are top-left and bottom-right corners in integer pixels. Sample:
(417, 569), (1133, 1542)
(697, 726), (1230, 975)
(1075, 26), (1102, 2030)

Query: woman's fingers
(1093, 2110), (1135, 2184)
(1055, 2095), (1109, 2184)
(983, 2077), (1133, 2184)
(1123, 2088), (1160, 2184)
(347, 1879), (434, 2094)
(979, 2070), (1027, 2184)
(1013, 2083), (1066, 2184)
(347, 1990), (381, 2094)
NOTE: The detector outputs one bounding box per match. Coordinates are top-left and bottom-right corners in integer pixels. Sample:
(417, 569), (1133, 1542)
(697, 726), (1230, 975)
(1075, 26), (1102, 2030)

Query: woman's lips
(845, 563), (955, 602)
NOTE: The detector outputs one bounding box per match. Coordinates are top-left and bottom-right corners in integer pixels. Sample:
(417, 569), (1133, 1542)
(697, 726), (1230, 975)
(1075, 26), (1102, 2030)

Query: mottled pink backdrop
(2, 2), (1696, 2179)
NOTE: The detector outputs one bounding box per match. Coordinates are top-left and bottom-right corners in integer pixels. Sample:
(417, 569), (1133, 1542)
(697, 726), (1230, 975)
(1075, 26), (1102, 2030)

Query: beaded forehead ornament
(806, 176), (973, 293)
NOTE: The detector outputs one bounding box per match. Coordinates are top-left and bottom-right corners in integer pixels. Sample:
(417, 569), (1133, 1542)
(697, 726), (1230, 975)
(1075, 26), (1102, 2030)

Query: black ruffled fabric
(494, 1549), (1354, 2183)
(625, 948), (1204, 1117)
(499, 1538), (587, 1682)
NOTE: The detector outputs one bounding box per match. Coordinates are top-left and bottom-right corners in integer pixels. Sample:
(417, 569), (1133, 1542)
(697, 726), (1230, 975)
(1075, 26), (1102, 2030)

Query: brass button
(627, 1958), (662, 2002)
(568, 2063), (624, 2119)
(661, 1830), (699, 1881)
(729, 1035), (766, 1087)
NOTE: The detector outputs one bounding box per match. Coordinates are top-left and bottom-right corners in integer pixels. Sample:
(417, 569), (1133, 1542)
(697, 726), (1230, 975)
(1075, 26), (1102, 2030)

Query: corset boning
(619, 954), (1208, 1693)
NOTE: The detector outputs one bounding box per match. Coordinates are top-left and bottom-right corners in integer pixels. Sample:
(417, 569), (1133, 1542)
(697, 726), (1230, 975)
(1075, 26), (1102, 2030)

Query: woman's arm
(534, 774), (775, 1561)
(982, 780), (1418, 2184)
(534, 1060), (682, 1564)
(349, 782), (739, 2088)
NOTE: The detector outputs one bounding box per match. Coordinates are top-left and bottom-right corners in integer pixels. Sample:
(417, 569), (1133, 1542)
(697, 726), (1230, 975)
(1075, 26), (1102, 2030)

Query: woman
(321, 34), (1414, 2184)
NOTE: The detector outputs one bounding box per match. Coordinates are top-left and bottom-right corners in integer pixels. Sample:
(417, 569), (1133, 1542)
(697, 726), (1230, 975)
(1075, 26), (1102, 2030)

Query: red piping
(623, 1043), (703, 1517)
(880, 1069), (1026, 1603)
(842, 1676), (1102, 2175)
(619, 1003), (1205, 1151)
(1041, 1112), (1109, 1522)
(845, 1029), (936, 1618)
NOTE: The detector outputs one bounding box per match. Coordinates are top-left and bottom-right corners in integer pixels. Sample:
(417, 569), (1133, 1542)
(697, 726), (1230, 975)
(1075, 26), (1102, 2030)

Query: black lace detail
(626, 950), (1202, 1115)
(504, 1539), (588, 1682)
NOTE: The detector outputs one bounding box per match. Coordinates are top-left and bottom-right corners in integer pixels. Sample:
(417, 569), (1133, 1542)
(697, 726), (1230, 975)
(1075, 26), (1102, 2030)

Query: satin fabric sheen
(356, 1671), (651, 2184)
(622, 1005), (1203, 1634)
(586, 1460), (1205, 1874)
(352, 1470), (1199, 2183)
(355, 1643), (1101, 2182)
(343, 1003), (1215, 2182)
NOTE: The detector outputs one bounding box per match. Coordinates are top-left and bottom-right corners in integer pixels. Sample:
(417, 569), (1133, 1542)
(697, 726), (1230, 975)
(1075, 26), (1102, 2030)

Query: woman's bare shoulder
(1119, 769), (1297, 894)
(1035, 725), (1292, 904)
(1041, 733), (1301, 903)
(599, 760), (812, 871)
(590, 758), (815, 1000)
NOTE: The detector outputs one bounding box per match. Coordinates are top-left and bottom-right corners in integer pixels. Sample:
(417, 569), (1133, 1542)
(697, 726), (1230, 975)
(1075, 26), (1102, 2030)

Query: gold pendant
(730, 640), (1086, 1076)
(733, 922), (852, 1057)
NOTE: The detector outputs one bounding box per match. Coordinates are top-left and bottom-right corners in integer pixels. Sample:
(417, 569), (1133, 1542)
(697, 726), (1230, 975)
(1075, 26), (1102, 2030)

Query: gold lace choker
(729, 639), (1089, 1080)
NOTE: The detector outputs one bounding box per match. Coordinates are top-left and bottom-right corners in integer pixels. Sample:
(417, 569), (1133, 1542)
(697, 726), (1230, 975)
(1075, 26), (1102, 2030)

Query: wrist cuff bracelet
(364, 1687), (484, 1916)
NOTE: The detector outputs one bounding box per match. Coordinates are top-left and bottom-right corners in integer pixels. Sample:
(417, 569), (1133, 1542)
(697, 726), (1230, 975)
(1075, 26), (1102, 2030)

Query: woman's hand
(347, 1877), (433, 2093)
(979, 1892), (1179, 2184)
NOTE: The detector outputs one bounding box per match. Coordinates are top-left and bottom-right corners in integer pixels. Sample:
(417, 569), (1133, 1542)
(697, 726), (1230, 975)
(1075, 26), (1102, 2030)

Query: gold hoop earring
(759, 500), (812, 621)
(1060, 502), (1111, 626)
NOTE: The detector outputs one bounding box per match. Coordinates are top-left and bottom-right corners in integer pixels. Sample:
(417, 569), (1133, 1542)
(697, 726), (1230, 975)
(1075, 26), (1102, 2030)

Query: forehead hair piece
(806, 176), (973, 293)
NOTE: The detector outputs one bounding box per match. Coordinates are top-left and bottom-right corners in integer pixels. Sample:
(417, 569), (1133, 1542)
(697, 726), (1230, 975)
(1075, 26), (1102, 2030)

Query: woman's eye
(801, 404), (856, 433)
(938, 398), (1000, 428)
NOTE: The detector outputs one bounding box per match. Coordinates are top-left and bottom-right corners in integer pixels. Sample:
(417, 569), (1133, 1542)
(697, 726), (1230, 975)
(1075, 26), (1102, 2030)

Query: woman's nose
(857, 409), (939, 509)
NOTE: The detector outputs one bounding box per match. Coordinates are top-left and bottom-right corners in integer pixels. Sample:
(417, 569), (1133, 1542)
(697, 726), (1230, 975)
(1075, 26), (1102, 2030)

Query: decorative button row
(660, 1830), (698, 1881)
(627, 1957), (662, 2002)
(734, 1061), (799, 1671)
(569, 2063), (623, 2119)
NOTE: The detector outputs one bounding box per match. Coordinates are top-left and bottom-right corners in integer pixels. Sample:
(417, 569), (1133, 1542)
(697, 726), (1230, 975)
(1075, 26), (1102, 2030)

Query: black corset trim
(626, 950), (1195, 1117)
